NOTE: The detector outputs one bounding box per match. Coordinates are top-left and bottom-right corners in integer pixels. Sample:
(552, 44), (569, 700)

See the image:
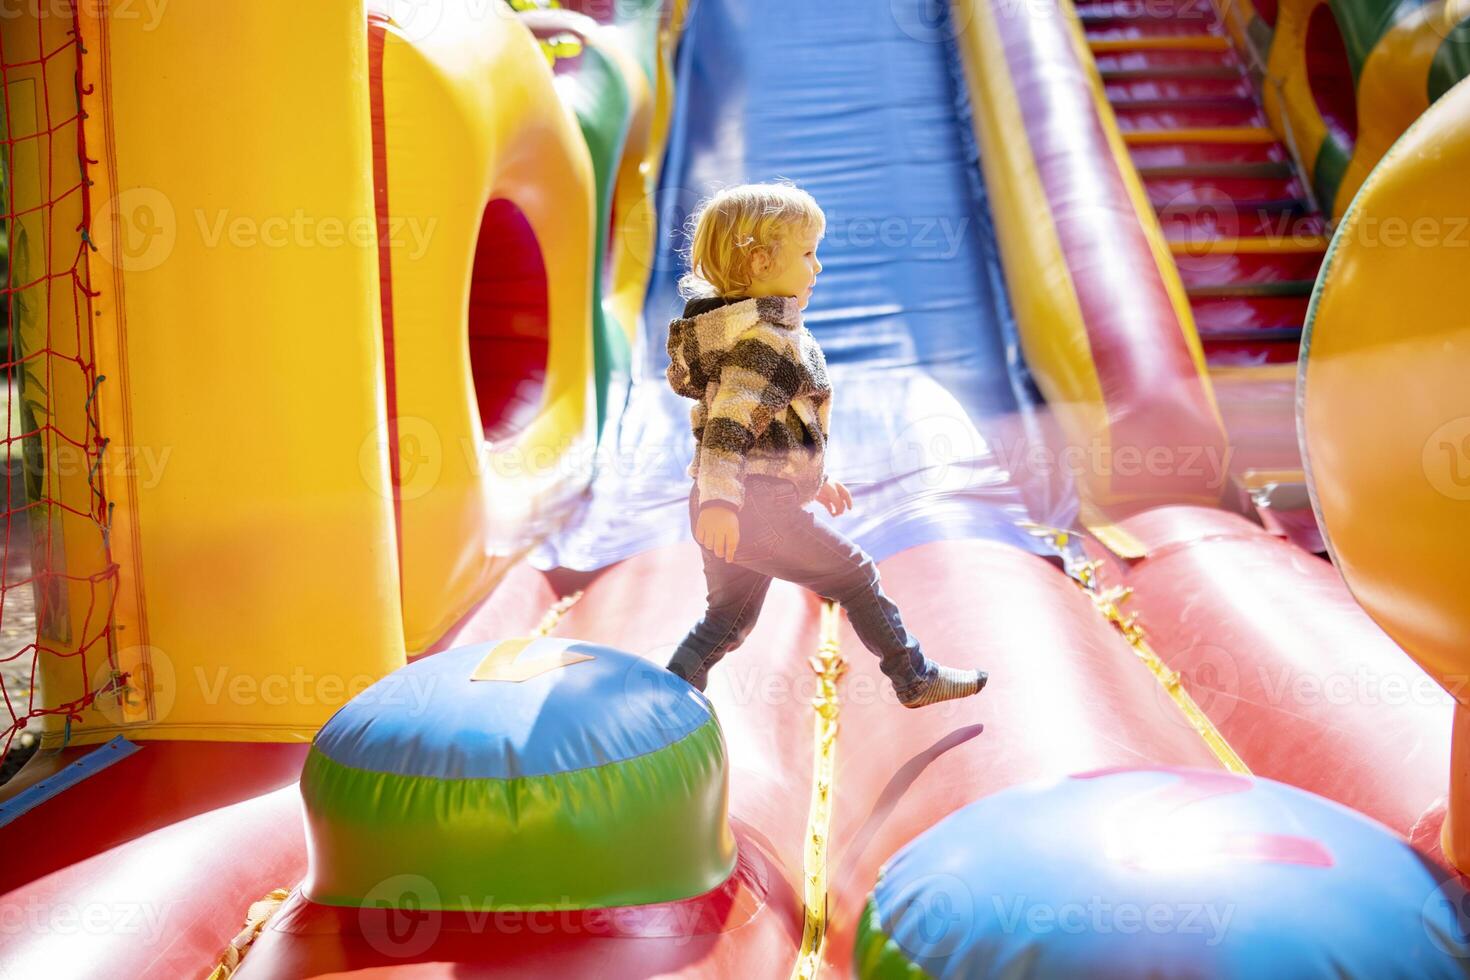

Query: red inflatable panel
(819, 539), (1226, 974)
(0, 775), (307, 977)
(0, 741), (307, 894)
(1115, 506), (1452, 838)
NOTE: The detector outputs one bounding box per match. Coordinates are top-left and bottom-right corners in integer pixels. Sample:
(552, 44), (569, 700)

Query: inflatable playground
(0, 0), (1468, 975)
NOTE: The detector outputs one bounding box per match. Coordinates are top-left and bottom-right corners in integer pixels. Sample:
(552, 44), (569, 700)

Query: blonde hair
(678, 181), (826, 299)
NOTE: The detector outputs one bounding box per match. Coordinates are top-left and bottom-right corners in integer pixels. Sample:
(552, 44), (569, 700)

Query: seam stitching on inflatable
(790, 599), (844, 979)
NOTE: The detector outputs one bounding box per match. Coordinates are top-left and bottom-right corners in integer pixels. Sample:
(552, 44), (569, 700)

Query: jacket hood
(665, 295), (802, 399)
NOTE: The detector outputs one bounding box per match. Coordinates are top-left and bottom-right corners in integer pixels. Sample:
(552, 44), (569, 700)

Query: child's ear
(750, 247), (771, 279)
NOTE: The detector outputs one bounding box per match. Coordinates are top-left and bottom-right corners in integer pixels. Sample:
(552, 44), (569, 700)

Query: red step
(1113, 104), (1268, 130)
(1156, 205), (1325, 241)
(1105, 77), (1253, 101)
(1201, 336), (1303, 365)
(1081, 10), (1221, 30)
(1143, 174), (1304, 207)
(1074, 0), (1216, 15)
(1190, 294), (1312, 332)
(1094, 49), (1243, 75)
(1127, 140), (1289, 167)
(1089, 1), (1324, 372)
(1172, 250), (1326, 287)
(1086, 24), (1228, 40)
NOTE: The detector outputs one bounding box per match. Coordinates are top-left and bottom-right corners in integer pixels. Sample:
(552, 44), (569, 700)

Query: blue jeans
(668, 475), (933, 697)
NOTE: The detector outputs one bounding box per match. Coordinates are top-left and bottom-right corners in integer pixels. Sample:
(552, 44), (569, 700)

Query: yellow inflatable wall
(46, 0), (406, 744)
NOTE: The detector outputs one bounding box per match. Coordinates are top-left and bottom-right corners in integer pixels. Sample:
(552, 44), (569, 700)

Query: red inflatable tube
(818, 539), (1228, 974)
(1113, 506), (1452, 841)
(0, 748), (308, 978)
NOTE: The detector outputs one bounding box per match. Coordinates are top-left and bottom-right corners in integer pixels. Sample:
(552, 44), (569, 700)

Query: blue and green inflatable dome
(856, 766), (1470, 978)
(300, 636), (735, 910)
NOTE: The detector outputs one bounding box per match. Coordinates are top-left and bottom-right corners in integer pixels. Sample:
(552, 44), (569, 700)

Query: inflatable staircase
(1080, 0), (1330, 368)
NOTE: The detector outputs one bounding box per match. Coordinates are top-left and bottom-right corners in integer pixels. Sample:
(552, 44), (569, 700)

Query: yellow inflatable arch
(370, 1), (599, 651)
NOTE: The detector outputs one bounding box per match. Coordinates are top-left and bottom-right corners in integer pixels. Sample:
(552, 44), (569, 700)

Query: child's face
(751, 227), (823, 308)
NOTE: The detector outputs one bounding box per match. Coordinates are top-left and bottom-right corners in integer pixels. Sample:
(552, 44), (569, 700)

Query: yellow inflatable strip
(1240, 468), (1307, 491)
(790, 600), (845, 980)
(1171, 236), (1331, 255)
(1208, 362), (1297, 382)
(608, 0), (696, 345)
(1078, 498), (1150, 559)
(1090, 581), (1251, 773)
(205, 889), (292, 979)
(529, 590), (586, 637)
(1123, 126), (1277, 144)
(470, 636), (595, 682)
(1023, 525), (1249, 773)
(1088, 35), (1232, 52)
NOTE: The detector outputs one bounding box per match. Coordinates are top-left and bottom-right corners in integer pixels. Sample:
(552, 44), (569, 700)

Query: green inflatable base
(302, 716), (736, 911)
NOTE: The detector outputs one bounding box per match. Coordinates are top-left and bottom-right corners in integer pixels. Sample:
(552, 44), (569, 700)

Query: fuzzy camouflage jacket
(666, 294), (833, 513)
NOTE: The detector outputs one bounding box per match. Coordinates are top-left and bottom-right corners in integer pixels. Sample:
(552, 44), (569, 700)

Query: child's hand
(696, 506), (741, 562)
(815, 478), (854, 517)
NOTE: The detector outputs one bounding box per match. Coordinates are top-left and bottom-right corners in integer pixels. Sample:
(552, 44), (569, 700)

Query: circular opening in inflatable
(469, 199), (549, 444)
(1255, 0), (1278, 28)
(1305, 4), (1357, 147)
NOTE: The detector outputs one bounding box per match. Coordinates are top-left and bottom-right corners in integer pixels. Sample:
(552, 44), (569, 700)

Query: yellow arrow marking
(470, 637), (595, 683)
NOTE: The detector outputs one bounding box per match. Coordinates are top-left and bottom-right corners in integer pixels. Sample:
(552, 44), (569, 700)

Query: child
(663, 182), (988, 708)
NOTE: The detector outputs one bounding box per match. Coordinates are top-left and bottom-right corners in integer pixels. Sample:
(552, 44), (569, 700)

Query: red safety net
(0, 5), (119, 779)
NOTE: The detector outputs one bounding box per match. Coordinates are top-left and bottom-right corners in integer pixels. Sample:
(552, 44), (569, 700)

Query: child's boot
(897, 664), (988, 709)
